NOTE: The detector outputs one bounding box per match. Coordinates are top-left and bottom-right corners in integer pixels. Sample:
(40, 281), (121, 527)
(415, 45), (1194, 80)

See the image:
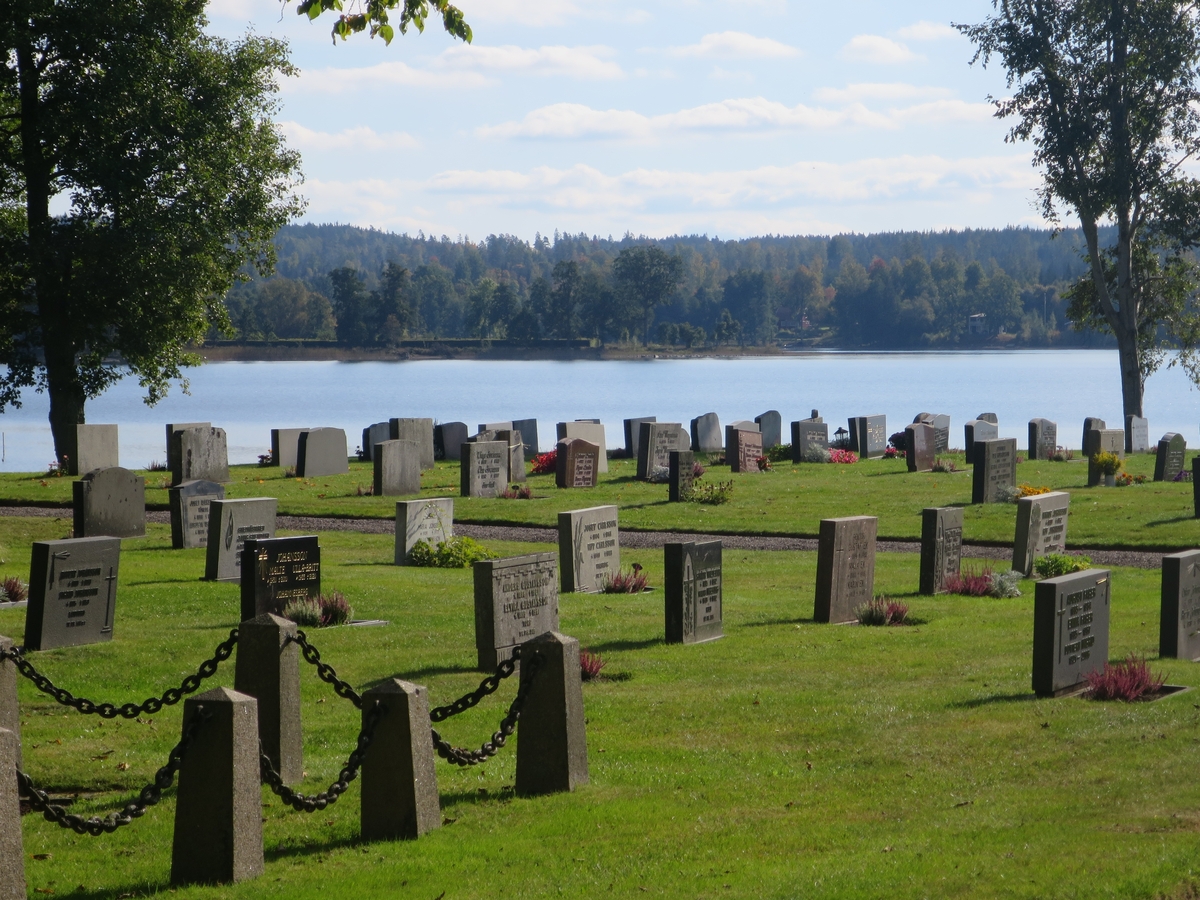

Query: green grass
(1, 515), (1199, 898)
(1, 449), (1196, 549)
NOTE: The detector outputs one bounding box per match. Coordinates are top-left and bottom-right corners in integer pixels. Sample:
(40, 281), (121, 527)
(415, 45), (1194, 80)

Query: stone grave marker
(361, 422), (391, 462)
(754, 410), (782, 449)
(389, 418), (435, 470)
(1028, 418), (1058, 460)
(637, 422), (688, 480)
(204, 498), (278, 582)
(374, 439), (422, 496)
(964, 419), (998, 464)
(169, 480), (225, 550)
(727, 426), (764, 473)
(73, 424), (119, 475)
(1082, 417), (1106, 452)
(1160, 550), (1200, 660)
(1085, 429), (1125, 486)
(297, 428), (349, 477)
(479, 420), (513, 434)
(395, 498), (454, 565)
(977, 412), (998, 424)
(1194, 457), (1200, 517)
(473, 553), (559, 669)
(555, 438), (599, 489)
(171, 426), (229, 486)
(669, 450), (695, 502)
(1126, 415), (1149, 454)
(972, 438), (1018, 504)
(919, 507), (963, 594)
(791, 420), (829, 462)
(1155, 433), (1187, 481)
(690, 412), (722, 453)
(73, 467), (145, 538)
(905, 422), (936, 472)
(1032, 568), (1111, 697)
(240, 535), (320, 621)
(556, 422), (608, 472)
(850, 415), (887, 458)
(624, 416), (656, 461)
(913, 413), (950, 453)
(166, 422), (209, 473)
(512, 418), (539, 458)
(1012, 491), (1070, 576)
(814, 516), (877, 624)
(497, 429), (526, 483)
(802, 410), (823, 423)
(461, 440), (507, 498)
(558, 505), (619, 593)
(433, 422), (468, 461)
(664, 540), (723, 644)
(25, 537), (120, 651)
(270, 428), (309, 469)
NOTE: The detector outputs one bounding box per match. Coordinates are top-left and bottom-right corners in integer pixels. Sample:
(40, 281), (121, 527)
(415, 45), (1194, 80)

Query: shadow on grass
(1147, 515), (1197, 527)
(742, 616), (816, 628)
(950, 692), (1037, 709)
(265, 832), (364, 862)
(365, 663), (480, 686)
(585, 636), (663, 652)
(441, 786), (517, 811)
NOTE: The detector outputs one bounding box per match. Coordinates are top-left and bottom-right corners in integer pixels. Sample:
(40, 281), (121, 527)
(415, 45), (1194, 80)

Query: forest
(218, 224), (1115, 349)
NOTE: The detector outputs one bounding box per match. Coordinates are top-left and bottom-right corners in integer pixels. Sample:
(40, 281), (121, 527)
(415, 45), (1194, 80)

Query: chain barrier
(259, 702), (386, 812)
(429, 646), (523, 723)
(0, 630), (239, 719)
(16, 707), (209, 836)
(290, 630), (363, 709)
(431, 651), (544, 767)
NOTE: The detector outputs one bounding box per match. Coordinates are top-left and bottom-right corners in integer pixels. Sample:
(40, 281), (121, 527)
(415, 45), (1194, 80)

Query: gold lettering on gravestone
(867, 420), (886, 452)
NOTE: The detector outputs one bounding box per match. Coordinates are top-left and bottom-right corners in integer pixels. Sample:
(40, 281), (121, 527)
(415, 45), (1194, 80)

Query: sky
(203, 0), (1039, 242)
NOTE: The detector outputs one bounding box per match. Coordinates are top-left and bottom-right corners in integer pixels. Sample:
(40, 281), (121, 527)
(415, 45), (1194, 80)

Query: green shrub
(687, 480), (734, 505)
(409, 536), (496, 568)
(1033, 553), (1092, 578)
(766, 443), (792, 462)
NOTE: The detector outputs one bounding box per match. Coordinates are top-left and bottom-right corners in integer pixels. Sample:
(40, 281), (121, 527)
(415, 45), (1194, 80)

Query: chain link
(0, 630), (238, 719)
(259, 702), (386, 812)
(429, 646), (523, 723)
(290, 630), (363, 709)
(16, 707), (209, 836)
(431, 650), (543, 767)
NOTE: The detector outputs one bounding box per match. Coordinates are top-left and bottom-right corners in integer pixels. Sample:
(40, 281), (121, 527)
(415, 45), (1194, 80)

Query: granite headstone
(964, 419), (999, 464)
(270, 428), (309, 469)
(1012, 491), (1070, 576)
(1032, 569), (1111, 697)
(727, 427), (764, 473)
(791, 420), (829, 462)
(171, 426), (229, 486)
(919, 507), (962, 594)
(555, 438), (599, 489)
(204, 498), (278, 582)
(754, 410), (782, 450)
(461, 440), (507, 498)
(361, 422), (391, 462)
(1160, 550), (1200, 660)
(473, 553), (559, 669)
(814, 516), (877, 624)
(1082, 417), (1106, 453)
(905, 422), (936, 472)
(556, 422), (608, 472)
(669, 450), (695, 502)
(664, 540), (723, 644)
(624, 416), (656, 461)
(1028, 418), (1058, 460)
(73, 467), (145, 538)
(296, 428), (349, 477)
(169, 480), (225, 550)
(1126, 415), (1149, 454)
(390, 418), (435, 470)
(972, 438), (1018, 504)
(395, 498), (454, 565)
(73, 424), (119, 475)
(690, 413), (723, 453)
(166, 422), (209, 474)
(24, 537), (120, 651)
(558, 505), (619, 593)
(1155, 433), (1187, 481)
(240, 536), (320, 621)
(637, 422), (688, 480)
(374, 439), (422, 496)
(512, 418), (540, 458)
(433, 422), (468, 461)
(1086, 429), (1125, 486)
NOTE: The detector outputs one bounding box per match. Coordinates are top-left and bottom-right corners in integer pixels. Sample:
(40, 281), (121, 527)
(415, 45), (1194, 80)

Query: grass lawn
(0, 515), (1199, 898)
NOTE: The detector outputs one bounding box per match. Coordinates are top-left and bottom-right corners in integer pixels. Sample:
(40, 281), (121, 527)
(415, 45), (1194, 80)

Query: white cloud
(897, 21), (962, 41)
(279, 122), (418, 152)
(709, 67), (755, 83)
(435, 43), (623, 79)
(812, 83), (953, 104)
(294, 61), (491, 94)
(453, 0), (649, 26)
(665, 31), (799, 60)
(840, 35), (922, 64)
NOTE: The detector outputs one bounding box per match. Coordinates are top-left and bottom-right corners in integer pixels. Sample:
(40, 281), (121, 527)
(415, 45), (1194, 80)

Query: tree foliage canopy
(289, 0), (471, 45)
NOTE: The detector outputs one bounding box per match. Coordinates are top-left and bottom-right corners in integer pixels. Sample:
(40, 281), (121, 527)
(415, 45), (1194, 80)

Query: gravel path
(0, 505), (1167, 569)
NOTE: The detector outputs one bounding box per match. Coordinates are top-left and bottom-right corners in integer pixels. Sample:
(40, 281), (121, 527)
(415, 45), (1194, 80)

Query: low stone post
(234, 614), (302, 784)
(515, 632), (588, 797)
(1192, 457), (1200, 518)
(171, 687), (264, 887)
(0, 727), (25, 900)
(0, 636), (19, 768)
(360, 679), (440, 841)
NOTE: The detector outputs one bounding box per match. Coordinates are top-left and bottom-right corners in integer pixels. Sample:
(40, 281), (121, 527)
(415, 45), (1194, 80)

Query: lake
(1, 350), (1198, 472)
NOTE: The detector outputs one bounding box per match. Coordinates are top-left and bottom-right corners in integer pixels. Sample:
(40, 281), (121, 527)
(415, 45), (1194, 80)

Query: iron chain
(291, 630), (363, 709)
(431, 650), (543, 767)
(429, 646), (523, 723)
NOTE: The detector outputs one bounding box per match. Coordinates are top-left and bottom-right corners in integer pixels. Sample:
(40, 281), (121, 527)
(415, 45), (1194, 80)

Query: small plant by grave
(283, 466), (297, 478)
(1091, 450), (1123, 476)
(409, 536), (496, 568)
(692, 460), (706, 478)
(44, 457), (66, 477)
(1018, 483), (1053, 497)
(257, 452), (273, 467)
(283, 597), (322, 627)
(146, 460), (167, 472)
(802, 446), (831, 463)
(989, 570), (1023, 598)
(828, 449), (858, 464)
(855, 596), (911, 626)
(755, 455), (772, 472)
(1049, 447), (1074, 461)
(580, 649), (607, 681)
(318, 590), (353, 627)
(883, 446), (904, 460)
(931, 457), (960, 473)
(530, 450), (558, 475)
(1087, 654), (1166, 702)
(602, 563), (647, 593)
(1033, 553), (1093, 579)
(945, 566), (996, 597)
(995, 483), (1022, 503)
(687, 480), (734, 504)
(356, 484), (374, 496)
(2, 575), (27, 604)
(765, 443), (791, 463)
(1173, 468), (1193, 483)
(500, 484), (533, 499)
(648, 465), (670, 484)
(1115, 472), (1148, 486)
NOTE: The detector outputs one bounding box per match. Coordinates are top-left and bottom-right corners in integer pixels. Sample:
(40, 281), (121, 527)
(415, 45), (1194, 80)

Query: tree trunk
(1115, 327), (1143, 420)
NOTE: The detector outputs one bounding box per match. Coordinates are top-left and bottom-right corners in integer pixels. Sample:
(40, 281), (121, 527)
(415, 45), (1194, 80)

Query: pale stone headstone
(390, 418), (435, 470)
(964, 419), (998, 464)
(664, 540), (723, 644)
(204, 498), (277, 582)
(624, 416), (656, 461)
(690, 412), (723, 453)
(1028, 418), (1058, 460)
(791, 420), (829, 462)
(1012, 491), (1070, 576)
(729, 419), (759, 433)
(360, 679), (441, 839)
(297, 428), (349, 477)
(972, 438), (1018, 504)
(395, 498), (454, 565)
(1160, 550), (1200, 660)
(1086, 429), (1125, 486)
(461, 440), (507, 498)
(727, 427), (764, 473)
(270, 428), (309, 469)
(1032, 569), (1111, 697)
(919, 507), (962, 594)
(814, 516), (877, 623)
(1126, 415), (1149, 453)
(24, 537), (120, 651)
(977, 412), (998, 424)
(905, 422), (936, 472)
(240, 535), (320, 621)
(669, 450), (695, 502)
(497, 429), (526, 484)
(473, 553), (559, 669)
(557, 422), (608, 472)
(1082, 417), (1106, 453)
(361, 422), (391, 462)
(512, 418), (540, 458)
(559, 506), (619, 593)
(433, 422), (468, 461)
(555, 438), (599, 489)
(914, 413), (950, 454)
(1155, 433), (1187, 481)
(637, 422), (689, 480)
(754, 410), (782, 449)
(171, 426), (229, 486)
(73, 466), (145, 538)
(849, 415), (887, 458)
(479, 420), (513, 434)
(514, 631), (589, 797)
(166, 422), (209, 474)
(234, 613), (302, 785)
(72, 423), (119, 475)
(0, 727), (24, 899)
(169, 479), (224, 550)
(374, 439), (422, 496)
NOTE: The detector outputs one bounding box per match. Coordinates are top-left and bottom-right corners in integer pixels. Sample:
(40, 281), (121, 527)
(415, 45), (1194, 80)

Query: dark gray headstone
(1194, 457), (1200, 517)
(850, 415), (887, 458)
(171, 426), (229, 486)
(1085, 429), (1125, 486)
(1012, 491), (1070, 576)
(1160, 550), (1200, 660)
(964, 419), (998, 463)
(73, 466), (145, 538)
(559, 506), (619, 593)
(166, 422), (209, 474)
(433, 422), (468, 461)
(1082, 417), (1106, 453)
(555, 438), (599, 489)
(0, 727), (24, 899)
(1155, 433), (1187, 481)
(814, 516), (877, 623)
(905, 422), (936, 472)
(0, 635), (19, 767)
(624, 416), (656, 461)
(515, 631), (589, 796)
(204, 498), (278, 582)
(1126, 415), (1149, 454)
(669, 450), (695, 502)
(972, 438), (1018, 504)
(512, 418), (540, 458)
(269, 428), (309, 469)
(297, 428), (349, 477)
(234, 613), (302, 785)
(754, 410), (782, 449)
(240, 535), (320, 621)
(361, 422), (391, 462)
(791, 420), (829, 462)
(24, 537), (120, 651)
(664, 540), (723, 644)
(171, 687), (264, 886)
(395, 498), (454, 565)
(915, 413), (951, 453)
(360, 679), (441, 840)
(390, 418), (435, 470)
(169, 480), (225, 550)
(919, 507), (962, 594)
(461, 440), (507, 498)
(374, 439), (422, 496)
(976, 412), (998, 424)
(473, 553), (559, 669)
(1028, 418), (1058, 460)
(637, 422), (688, 480)
(556, 422), (607, 472)
(690, 412), (722, 453)
(497, 429), (526, 484)
(72, 423), (119, 475)
(804, 410), (822, 423)
(727, 426), (764, 473)
(1032, 569), (1111, 697)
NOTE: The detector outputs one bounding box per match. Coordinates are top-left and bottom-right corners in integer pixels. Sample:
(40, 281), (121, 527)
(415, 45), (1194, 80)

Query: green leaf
(378, 24), (395, 44)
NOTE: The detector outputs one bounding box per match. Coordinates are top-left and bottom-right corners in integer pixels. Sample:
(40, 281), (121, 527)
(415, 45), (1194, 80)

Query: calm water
(1, 350), (1198, 472)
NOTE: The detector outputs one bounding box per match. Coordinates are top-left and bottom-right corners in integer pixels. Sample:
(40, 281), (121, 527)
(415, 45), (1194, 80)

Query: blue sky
(205, 0), (1039, 241)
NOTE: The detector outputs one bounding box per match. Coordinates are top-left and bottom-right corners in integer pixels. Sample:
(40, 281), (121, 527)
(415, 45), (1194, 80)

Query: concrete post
(234, 614), (302, 784)
(0, 636), (19, 768)
(515, 632), (589, 796)
(360, 679), (440, 841)
(0, 728), (24, 900)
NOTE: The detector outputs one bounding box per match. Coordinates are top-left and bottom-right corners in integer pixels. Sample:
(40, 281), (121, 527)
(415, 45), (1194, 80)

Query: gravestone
(374, 439), (422, 496)
(1032, 568), (1111, 697)
(690, 412), (723, 453)
(361, 422), (391, 462)
(497, 429), (526, 484)
(514, 632), (589, 797)
(395, 498), (453, 565)
(727, 427), (764, 473)
(24, 537), (120, 651)
(296, 428), (349, 477)
(556, 422), (607, 472)
(637, 422), (689, 480)
(791, 420), (829, 462)
(964, 419), (998, 464)
(1194, 457), (1200, 517)
(913, 413), (950, 454)
(171, 426), (229, 486)
(1085, 429), (1125, 486)
(270, 428), (309, 469)
(204, 498), (278, 582)
(850, 415), (887, 458)
(624, 416), (656, 461)
(166, 422), (209, 474)
(555, 438), (599, 489)
(977, 412), (998, 424)
(1160, 550), (1200, 660)
(1155, 433), (1187, 481)
(919, 507), (963, 594)
(479, 420), (513, 434)
(669, 450), (695, 502)
(390, 418), (435, 471)
(169, 480), (225, 550)
(512, 418), (540, 458)
(972, 438), (1018, 504)
(73, 467), (145, 538)
(905, 422), (936, 472)
(433, 422), (468, 461)
(1028, 418), (1058, 460)
(814, 516), (877, 624)
(1012, 491), (1070, 576)
(473, 553), (559, 669)
(72, 424), (119, 475)
(1126, 415), (1149, 454)
(461, 440), (507, 498)
(240, 535), (320, 621)
(558, 505), (619, 593)
(1082, 417), (1106, 453)
(664, 540), (723, 644)
(803, 410), (823, 423)
(754, 410), (782, 449)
